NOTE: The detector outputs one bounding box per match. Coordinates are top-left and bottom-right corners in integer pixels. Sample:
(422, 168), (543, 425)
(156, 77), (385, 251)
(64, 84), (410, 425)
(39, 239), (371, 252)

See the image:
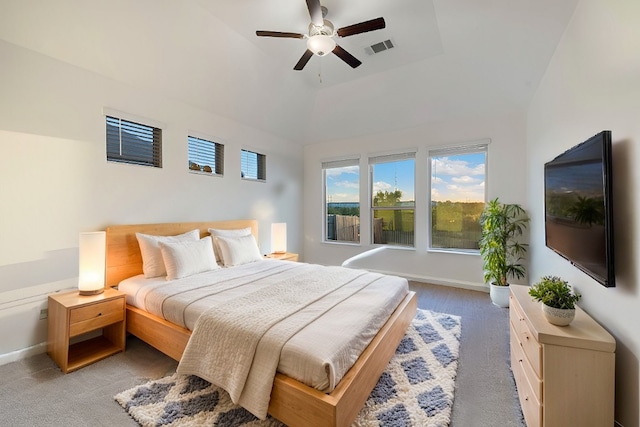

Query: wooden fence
(327, 214), (359, 242)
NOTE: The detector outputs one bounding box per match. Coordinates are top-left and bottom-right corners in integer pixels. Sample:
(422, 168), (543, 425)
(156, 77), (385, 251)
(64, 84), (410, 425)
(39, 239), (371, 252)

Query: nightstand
(265, 252), (299, 262)
(47, 287), (126, 373)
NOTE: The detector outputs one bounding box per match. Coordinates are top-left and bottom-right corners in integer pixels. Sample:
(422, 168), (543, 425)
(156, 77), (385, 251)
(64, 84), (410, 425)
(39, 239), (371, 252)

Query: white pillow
(215, 234), (263, 267)
(159, 237), (219, 280)
(136, 229), (200, 278)
(208, 227), (252, 263)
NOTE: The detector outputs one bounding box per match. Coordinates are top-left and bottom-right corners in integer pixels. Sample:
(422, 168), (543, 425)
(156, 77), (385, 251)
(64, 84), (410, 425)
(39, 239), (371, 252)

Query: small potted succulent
(528, 276), (581, 326)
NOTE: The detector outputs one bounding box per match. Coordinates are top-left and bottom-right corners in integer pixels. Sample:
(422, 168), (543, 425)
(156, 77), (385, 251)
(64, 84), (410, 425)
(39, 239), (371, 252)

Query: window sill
(427, 248), (480, 256)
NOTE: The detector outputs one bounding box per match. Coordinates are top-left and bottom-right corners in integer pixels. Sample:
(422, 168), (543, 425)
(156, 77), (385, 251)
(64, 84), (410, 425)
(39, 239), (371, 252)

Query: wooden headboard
(105, 220), (258, 287)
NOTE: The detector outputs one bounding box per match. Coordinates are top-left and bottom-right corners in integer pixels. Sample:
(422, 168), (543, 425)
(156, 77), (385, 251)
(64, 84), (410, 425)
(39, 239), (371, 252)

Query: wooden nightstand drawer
(69, 299), (124, 337)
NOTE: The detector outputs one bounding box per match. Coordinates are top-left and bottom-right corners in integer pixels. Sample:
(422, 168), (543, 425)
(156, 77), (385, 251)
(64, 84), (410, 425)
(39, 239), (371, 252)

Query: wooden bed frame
(105, 220), (417, 427)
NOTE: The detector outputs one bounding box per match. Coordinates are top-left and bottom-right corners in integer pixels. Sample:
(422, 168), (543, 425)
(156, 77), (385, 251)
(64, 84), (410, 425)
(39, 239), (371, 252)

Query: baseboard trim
(0, 342), (47, 366)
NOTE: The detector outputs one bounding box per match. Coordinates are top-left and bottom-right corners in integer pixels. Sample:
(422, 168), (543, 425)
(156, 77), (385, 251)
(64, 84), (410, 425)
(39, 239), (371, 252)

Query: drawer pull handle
(97, 313), (102, 316)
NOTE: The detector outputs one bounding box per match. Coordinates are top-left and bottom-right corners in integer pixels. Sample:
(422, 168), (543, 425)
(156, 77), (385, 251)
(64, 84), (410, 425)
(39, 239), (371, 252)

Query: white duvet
(118, 259), (408, 418)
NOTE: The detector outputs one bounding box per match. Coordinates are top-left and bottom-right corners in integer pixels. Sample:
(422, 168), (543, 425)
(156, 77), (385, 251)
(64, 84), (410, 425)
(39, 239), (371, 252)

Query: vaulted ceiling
(0, 0), (579, 144)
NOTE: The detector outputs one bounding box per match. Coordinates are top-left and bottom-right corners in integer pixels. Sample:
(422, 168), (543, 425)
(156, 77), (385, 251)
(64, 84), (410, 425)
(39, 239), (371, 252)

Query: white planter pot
(489, 283), (510, 308)
(541, 303), (576, 326)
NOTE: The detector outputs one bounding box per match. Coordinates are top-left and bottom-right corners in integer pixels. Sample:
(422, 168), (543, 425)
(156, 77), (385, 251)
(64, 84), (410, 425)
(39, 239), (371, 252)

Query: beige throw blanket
(176, 264), (376, 419)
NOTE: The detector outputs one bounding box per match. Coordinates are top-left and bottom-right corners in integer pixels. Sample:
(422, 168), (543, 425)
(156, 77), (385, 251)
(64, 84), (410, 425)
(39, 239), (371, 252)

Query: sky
(326, 152), (485, 204)
(431, 152), (485, 202)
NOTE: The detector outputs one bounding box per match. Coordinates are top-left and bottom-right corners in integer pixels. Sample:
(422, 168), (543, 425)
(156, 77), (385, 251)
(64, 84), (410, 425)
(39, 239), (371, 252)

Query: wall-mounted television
(544, 130), (615, 287)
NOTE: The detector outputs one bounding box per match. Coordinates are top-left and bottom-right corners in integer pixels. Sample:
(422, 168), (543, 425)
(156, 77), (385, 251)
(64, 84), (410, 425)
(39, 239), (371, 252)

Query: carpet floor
(115, 309), (461, 427)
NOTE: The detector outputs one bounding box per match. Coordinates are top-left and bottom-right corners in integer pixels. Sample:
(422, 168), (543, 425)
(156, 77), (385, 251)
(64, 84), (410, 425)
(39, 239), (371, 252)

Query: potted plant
(529, 276), (581, 326)
(479, 198), (530, 307)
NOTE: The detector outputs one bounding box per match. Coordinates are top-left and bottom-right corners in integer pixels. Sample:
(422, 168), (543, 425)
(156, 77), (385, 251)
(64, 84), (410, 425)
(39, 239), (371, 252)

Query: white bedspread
(118, 260), (408, 419)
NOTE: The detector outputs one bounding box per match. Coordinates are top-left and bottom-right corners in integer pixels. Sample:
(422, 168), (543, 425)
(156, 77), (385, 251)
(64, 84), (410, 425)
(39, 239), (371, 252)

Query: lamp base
(79, 288), (105, 296)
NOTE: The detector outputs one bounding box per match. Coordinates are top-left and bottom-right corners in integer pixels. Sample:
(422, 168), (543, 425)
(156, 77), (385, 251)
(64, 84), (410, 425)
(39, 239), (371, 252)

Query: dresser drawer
(510, 324), (542, 403)
(510, 297), (542, 377)
(512, 348), (542, 427)
(69, 298), (124, 337)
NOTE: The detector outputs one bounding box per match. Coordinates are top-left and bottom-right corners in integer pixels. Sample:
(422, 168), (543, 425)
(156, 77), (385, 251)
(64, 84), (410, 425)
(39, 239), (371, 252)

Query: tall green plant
(479, 198), (530, 286)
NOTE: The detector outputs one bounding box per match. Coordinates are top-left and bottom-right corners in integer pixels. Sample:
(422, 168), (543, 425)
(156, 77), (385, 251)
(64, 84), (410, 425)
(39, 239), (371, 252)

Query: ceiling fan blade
(332, 45), (362, 68)
(306, 0), (324, 26)
(337, 17), (386, 38)
(294, 49), (314, 70)
(256, 30), (305, 39)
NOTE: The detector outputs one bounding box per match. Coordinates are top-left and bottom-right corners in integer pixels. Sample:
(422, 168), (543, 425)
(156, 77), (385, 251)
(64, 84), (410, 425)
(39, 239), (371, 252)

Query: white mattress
(118, 259), (408, 392)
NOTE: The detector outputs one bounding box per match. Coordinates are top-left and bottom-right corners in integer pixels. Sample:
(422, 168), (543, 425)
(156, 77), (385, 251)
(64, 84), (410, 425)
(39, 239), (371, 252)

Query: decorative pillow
(215, 234), (263, 267)
(208, 227), (252, 263)
(136, 229), (199, 278)
(158, 237), (219, 280)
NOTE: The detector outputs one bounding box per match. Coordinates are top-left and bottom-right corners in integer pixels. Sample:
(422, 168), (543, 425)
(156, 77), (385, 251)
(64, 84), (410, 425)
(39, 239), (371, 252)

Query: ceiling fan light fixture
(307, 34), (336, 56)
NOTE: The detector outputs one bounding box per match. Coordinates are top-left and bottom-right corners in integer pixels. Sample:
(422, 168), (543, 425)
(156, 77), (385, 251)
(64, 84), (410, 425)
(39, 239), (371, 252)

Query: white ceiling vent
(365, 39), (395, 55)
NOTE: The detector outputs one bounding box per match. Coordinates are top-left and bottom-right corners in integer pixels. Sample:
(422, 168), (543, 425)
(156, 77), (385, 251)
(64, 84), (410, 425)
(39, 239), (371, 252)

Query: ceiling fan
(256, 0), (386, 71)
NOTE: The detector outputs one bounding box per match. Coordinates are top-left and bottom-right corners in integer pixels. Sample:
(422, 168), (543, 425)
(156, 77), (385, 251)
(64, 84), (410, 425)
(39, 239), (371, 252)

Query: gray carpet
(115, 309), (461, 426)
(0, 282), (524, 427)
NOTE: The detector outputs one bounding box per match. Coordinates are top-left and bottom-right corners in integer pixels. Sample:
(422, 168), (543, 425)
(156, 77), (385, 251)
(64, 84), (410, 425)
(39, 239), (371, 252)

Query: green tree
(374, 190), (402, 206)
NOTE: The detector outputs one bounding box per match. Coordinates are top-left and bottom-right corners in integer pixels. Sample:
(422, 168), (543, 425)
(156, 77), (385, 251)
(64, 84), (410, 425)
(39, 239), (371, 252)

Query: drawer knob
(98, 313), (102, 316)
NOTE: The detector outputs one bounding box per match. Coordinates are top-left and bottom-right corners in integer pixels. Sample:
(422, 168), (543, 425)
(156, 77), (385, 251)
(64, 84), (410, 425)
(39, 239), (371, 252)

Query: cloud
(373, 181), (393, 193)
(334, 180), (359, 189)
(326, 165), (358, 178)
(451, 175), (480, 184)
(432, 157), (485, 176)
(327, 192), (358, 202)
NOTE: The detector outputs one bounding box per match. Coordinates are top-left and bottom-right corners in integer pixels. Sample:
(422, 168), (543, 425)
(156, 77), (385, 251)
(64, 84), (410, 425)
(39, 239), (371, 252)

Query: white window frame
(241, 149), (266, 181)
(368, 151), (416, 248)
(188, 134), (224, 176)
(428, 141), (489, 253)
(322, 157), (361, 244)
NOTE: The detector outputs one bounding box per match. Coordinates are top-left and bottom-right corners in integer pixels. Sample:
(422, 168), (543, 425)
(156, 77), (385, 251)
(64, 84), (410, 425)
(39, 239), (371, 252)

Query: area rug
(115, 309), (461, 427)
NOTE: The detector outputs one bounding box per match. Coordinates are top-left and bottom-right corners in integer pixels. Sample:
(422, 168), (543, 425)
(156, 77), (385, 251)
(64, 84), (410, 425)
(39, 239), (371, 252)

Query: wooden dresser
(509, 285), (615, 427)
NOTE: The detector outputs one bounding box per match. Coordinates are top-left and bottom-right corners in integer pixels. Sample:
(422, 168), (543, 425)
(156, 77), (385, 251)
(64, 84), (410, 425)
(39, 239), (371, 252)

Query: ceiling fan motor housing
(307, 20), (335, 56)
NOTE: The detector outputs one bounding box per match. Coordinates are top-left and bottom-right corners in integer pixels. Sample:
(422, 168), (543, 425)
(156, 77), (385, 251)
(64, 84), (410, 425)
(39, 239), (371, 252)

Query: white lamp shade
(307, 34), (336, 56)
(78, 231), (106, 295)
(271, 223), (287, 254)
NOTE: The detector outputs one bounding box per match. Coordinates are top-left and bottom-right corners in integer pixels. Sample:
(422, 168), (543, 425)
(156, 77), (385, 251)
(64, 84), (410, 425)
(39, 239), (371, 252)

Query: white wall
(526, 0), (640, 425)
(0, 40), (303, 362)
(303, 111), (528, 290)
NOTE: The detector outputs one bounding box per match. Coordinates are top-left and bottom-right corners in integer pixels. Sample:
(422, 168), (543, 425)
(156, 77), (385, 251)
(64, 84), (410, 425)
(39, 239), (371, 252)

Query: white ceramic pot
(541, 303), (576, 326)
(489, 283), (510, 308)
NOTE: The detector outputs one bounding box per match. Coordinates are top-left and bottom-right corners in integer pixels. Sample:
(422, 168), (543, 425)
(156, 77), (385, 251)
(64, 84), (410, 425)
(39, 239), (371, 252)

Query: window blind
(188, 136), (224, 175)
(106, 116), (162, 167)
(241, 149), (266, 181)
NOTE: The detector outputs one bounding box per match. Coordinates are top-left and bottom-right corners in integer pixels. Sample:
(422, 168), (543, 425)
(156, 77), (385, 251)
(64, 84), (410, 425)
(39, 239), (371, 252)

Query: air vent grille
(365, 39), (394, 55)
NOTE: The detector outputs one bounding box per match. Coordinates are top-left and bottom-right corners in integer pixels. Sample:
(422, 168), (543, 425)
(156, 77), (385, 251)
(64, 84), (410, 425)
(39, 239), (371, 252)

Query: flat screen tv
(544, 130), (615, 287)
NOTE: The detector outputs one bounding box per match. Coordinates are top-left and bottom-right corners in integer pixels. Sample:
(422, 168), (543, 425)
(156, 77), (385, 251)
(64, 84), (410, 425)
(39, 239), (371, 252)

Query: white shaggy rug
(115, 309), (461, 427)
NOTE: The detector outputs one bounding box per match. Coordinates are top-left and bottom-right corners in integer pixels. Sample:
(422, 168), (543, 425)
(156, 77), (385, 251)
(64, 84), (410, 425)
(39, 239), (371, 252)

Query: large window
(106, 116), (162, 167)
(429, 144), (487, 251)
(188, 135), (224, 175)
(323, 159), (360, 243)
(369, 152), (415, 247)
(241, 149), (266, 181)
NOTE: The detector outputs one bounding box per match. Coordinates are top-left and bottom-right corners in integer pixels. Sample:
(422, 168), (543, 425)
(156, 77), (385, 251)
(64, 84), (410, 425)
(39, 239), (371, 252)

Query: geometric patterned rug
(115, 309), (461, 427)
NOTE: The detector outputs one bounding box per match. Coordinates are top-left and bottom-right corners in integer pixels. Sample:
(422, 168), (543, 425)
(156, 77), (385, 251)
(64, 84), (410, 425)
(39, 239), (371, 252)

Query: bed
(105, 220), (417, 427)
